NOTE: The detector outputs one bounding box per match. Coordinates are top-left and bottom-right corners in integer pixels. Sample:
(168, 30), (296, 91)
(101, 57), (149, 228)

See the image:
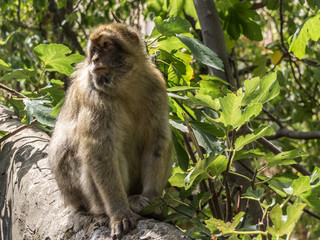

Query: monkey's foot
(128, 195), (150, 214)
(110, 210), (140, 240)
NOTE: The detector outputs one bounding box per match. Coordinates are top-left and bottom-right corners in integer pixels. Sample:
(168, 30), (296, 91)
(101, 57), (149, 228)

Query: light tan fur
(48, 23), (172, 239)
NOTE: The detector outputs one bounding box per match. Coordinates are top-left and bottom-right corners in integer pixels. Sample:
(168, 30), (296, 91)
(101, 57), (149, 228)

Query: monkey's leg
(53, 151), (90, 212)
(80, 143), (140, 239)
(80, 164), (105, 215)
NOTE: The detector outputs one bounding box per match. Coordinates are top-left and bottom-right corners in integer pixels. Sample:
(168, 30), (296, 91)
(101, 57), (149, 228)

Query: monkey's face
(88, 34), (129, 91)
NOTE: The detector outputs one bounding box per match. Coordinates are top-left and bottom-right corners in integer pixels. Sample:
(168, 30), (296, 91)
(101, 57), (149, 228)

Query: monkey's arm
(141, 91), (172, 200)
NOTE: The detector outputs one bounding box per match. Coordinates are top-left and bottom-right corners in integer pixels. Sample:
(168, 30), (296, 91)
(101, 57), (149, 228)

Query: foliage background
(1, 0), (320, 239)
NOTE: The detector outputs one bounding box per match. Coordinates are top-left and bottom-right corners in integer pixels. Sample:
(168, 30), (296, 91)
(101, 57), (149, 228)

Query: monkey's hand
(110, 209), (140, 240)
(128, 195), (150, 214)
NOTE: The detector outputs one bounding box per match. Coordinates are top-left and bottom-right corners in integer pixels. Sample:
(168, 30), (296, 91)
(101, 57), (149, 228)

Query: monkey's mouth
(91, 72), (113, 92)
(93, 67), (109, 73)
(100, 73), (113, 84)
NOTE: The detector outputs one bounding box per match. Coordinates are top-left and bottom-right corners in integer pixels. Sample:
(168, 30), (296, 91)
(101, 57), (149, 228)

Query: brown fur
(48, 23), (172, 239)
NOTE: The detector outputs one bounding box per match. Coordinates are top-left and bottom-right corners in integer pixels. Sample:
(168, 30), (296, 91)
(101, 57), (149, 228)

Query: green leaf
(168, 0), (184, 17)
(167, 86), (198, 92)
(0, 59), (12, 71)
(176, 34), (224, 71)
(240, 103), (263, 123)
(190, 121), (225, 138)
(50, 97), (64, 116)
(40, 79), (65, 105)
(0, 130), (8, 137)
(191, 123), (223, 155)
(154, 16), (191, 37)
(242, 187), (264, 201)
(205, 212), (245, 234)
(172, 129), (189, 171)
(243, 72), (279, 105)
(292, 176), (311, 196)
(34, 44), (84, 76)
(169, 119), (188, 132)
(267, 204), (284, 237)
(311, 167), (320, 183)
(169, 119), (223, 155)
(289, 13), (320, 59)
(23, 98), (57, 127)
(207, 155), (228, 176)
(184, 155), (227, 189)
(267, 202), (306, 237)
(213, 91), (243, 130)
(233, 149), (265, 161)
(0, 69), (36, 82)
(284, 202), (306, 234)
(169, 167), (187, 188)
(300, 186), (320, 209)
(193, 93), (221, 111)
(157, 36), (188, 52)
(268, 180), (291, 197)
(265, 149), (306, 167)
(225, 1), (262, 41)
(200, 74), (230, 86)
(167, 92), (188, 100)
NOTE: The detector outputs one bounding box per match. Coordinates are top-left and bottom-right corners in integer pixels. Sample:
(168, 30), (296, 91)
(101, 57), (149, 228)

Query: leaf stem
(37, 67), (46, 89)
(280, 196), (291, 208)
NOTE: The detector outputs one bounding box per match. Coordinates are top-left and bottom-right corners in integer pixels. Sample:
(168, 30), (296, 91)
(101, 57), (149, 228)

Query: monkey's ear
(86, 40), (92, 59)
(128, 30), (140, 44)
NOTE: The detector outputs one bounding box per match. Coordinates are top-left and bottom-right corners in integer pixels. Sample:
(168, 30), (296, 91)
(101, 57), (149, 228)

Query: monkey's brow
(90, 29), (114, 41)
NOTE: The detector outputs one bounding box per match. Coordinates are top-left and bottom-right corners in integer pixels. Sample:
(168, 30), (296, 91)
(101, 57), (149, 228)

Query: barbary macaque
(48, 23), (172, 239)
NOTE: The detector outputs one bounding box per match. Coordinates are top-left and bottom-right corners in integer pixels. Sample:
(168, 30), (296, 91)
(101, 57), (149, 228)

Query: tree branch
(266, 128), (320, 140)
(48, 0), (85, 55)
(243, 126), (311, 176)
(0, 83), (27, 98)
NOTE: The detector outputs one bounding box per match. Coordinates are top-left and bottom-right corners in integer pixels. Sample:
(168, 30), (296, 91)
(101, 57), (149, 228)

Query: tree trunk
(193, 0), (236, 90)
(193, 0), (263, 224)
(0, 105), (190, 240)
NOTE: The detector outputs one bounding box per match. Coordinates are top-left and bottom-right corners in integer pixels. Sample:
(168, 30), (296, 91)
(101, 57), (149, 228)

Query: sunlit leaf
(154, 16), (191, 37)
(167, 86), (198, 92)
(23, 98), (56, 127)
(242, 187), (264, 201)
(0, 59), (12, 71)
(243, 72), (278, 105)
(235, 125), (274, 151)
(34, 44), (84, 76)
(267, 202), (306, 237)
(292, 176), (311, 196)
(205, 212), (245, 234)
(265, 149), (306, 167)
(289, 12), (320, 59)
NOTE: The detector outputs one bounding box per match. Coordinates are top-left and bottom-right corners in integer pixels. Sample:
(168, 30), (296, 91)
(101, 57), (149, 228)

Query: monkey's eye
(103, 42), (110, 48)
(92, 46), (98, 53)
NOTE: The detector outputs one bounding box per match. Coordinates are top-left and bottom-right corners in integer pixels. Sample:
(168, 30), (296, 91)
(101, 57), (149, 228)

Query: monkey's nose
(92, 53), (100, 63)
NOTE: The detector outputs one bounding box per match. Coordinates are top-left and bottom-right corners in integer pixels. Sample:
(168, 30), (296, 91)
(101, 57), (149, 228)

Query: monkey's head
(86, 24), (145, 91)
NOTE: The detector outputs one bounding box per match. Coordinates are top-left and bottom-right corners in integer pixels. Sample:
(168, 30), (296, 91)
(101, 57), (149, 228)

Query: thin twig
(160, 197), (194, 219)
(181, 131), (220, 219)
(0, 83), (27, 98)
(174, 99), (196, 121)
(0, 119), (39, 144)
(262, 108), (284, 128)
(182, 115), (223, 220)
